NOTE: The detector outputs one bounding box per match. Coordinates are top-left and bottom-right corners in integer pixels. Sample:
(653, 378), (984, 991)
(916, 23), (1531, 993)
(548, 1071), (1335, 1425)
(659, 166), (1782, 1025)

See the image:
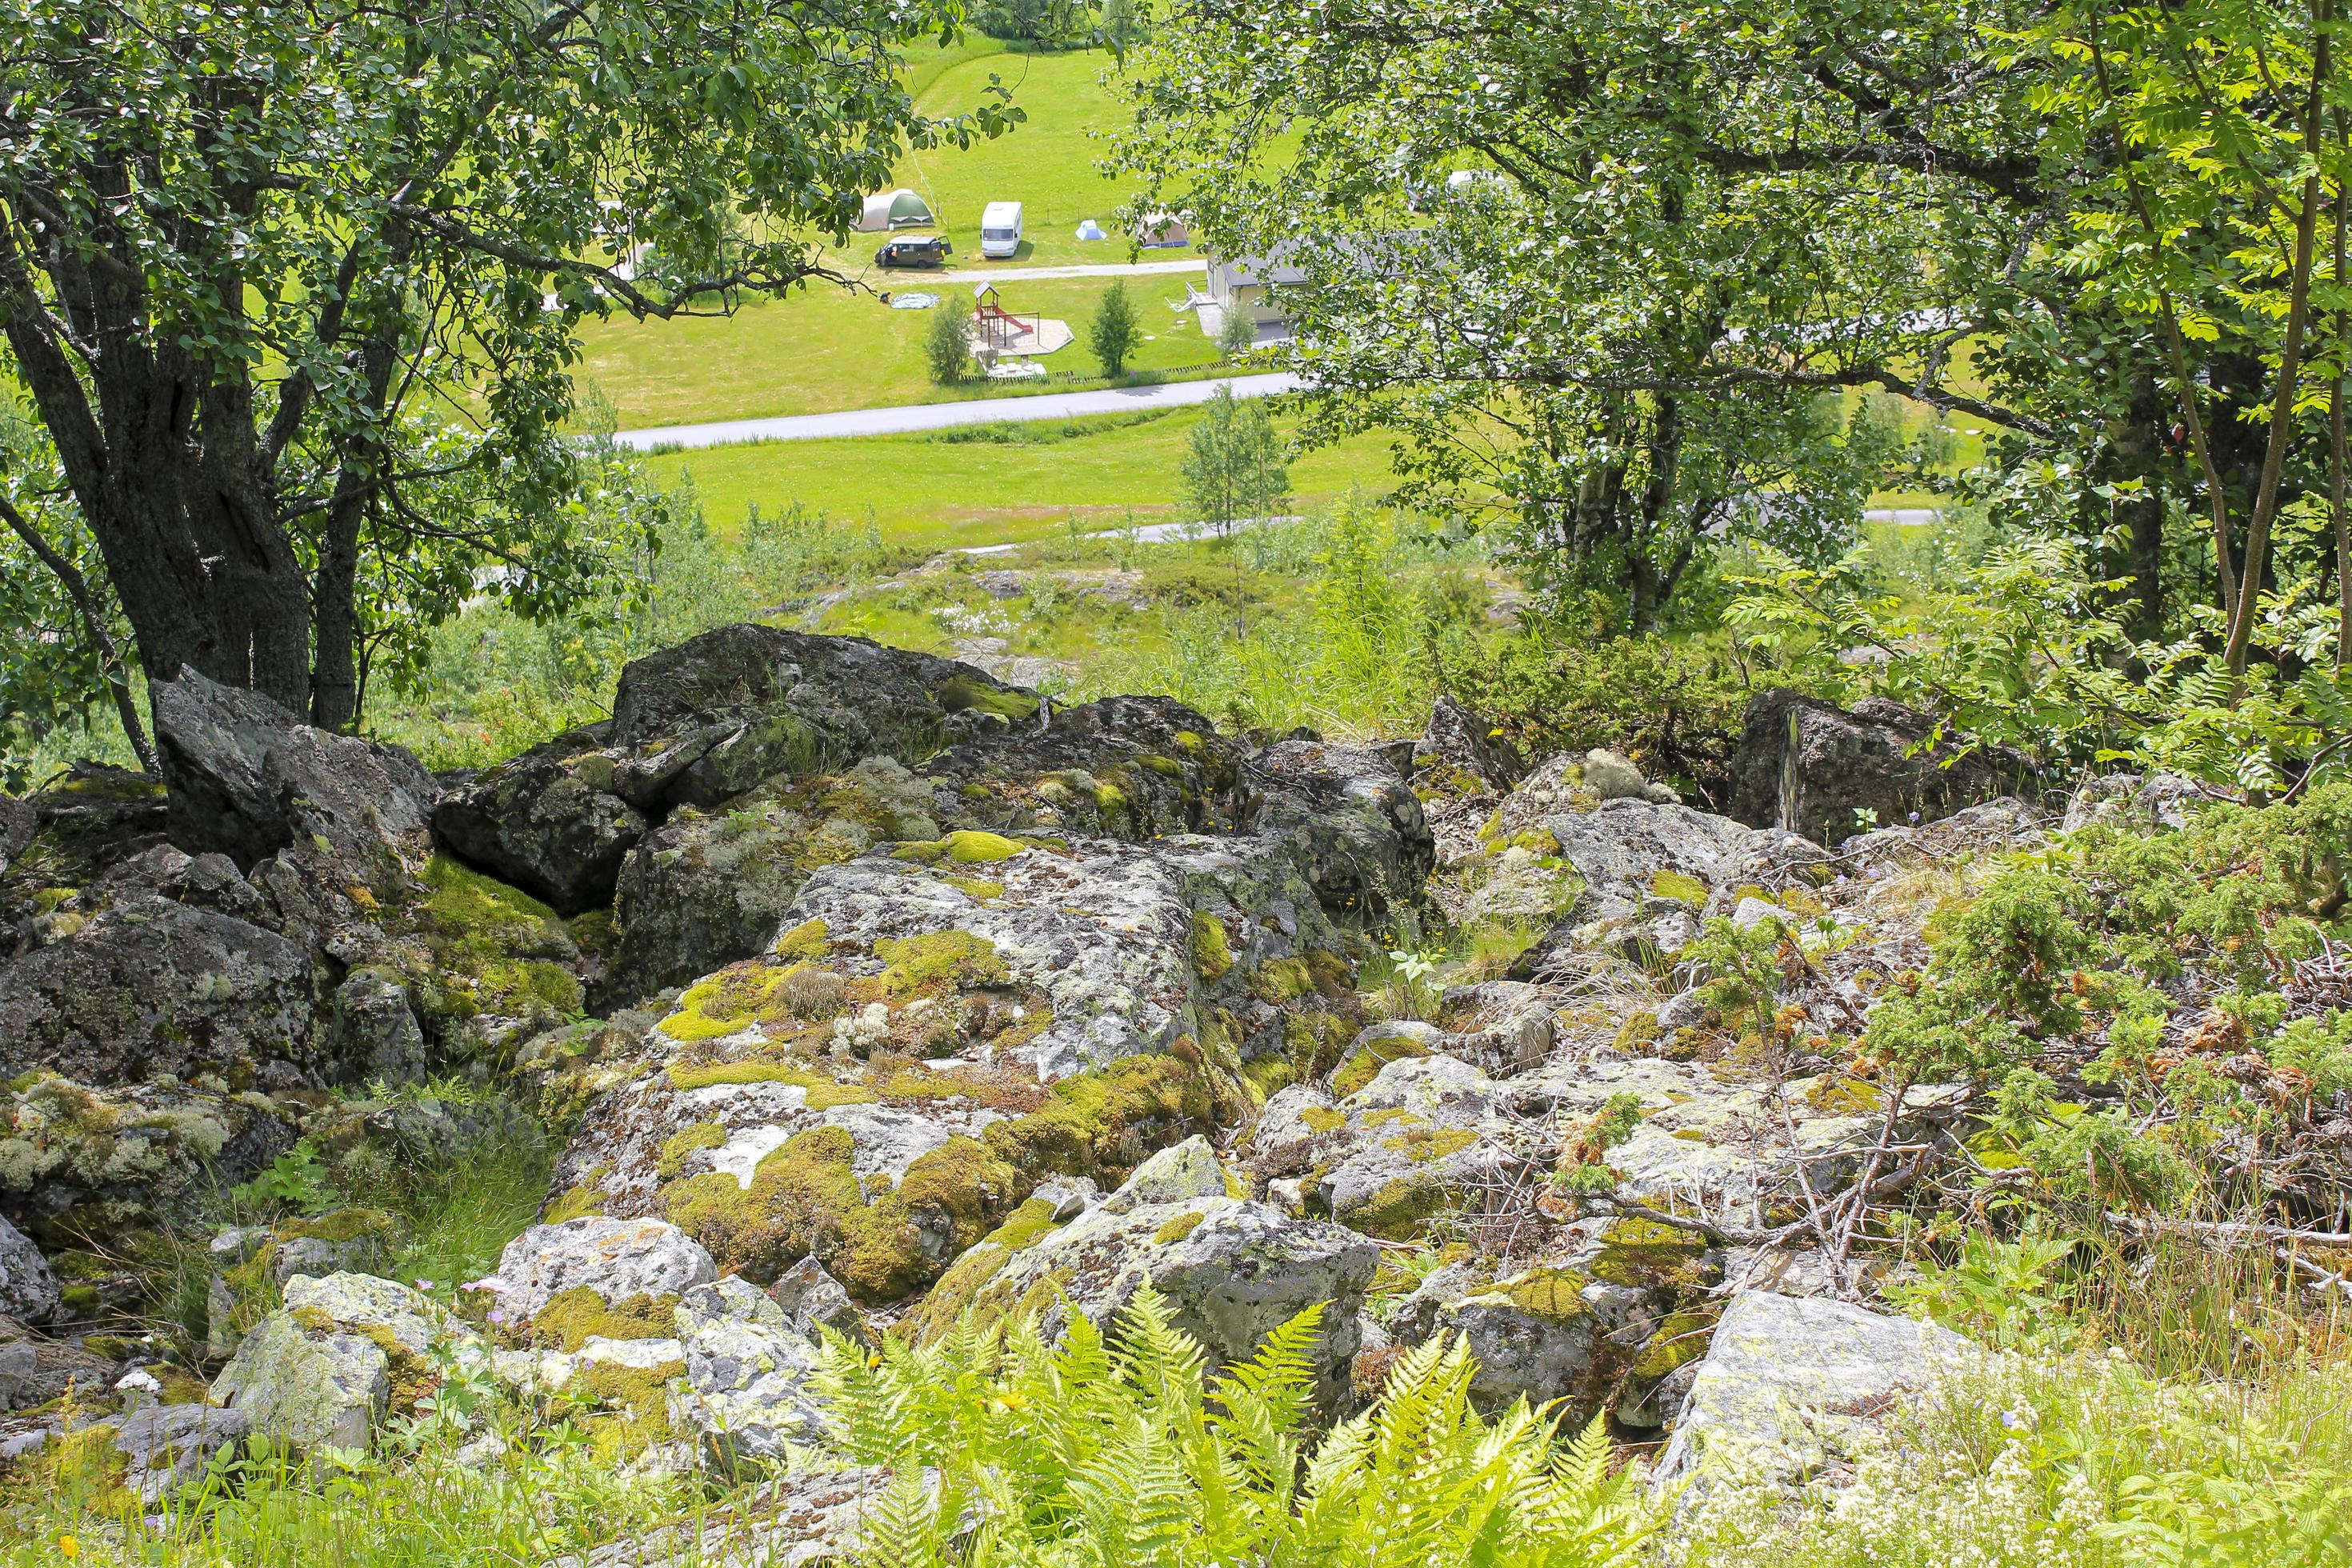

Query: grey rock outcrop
(0, 895), (312, 1083)
(0, 1215), (60, 1323)
(430, 725), (650, 916)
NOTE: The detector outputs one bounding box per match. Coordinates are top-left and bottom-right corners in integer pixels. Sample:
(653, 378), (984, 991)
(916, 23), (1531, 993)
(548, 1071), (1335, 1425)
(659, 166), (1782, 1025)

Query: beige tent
(854, 188), (934, 232)
(1134, 210), (1191, 247)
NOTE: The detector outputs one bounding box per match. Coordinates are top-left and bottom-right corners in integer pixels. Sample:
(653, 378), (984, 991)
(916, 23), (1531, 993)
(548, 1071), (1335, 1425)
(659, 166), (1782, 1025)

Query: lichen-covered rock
(0, 1215), (59, 1323)
(214, 1272), (467, 1451)
(0, 763), (168, 963)
(112, 1404), (250, 1503)
(1101, 1134), (1227, 1213)
(325, 971), (428, 1085)
(1508, 1050), (1964, 1214)
(1250, 1051), (1527, 1239)
(260, 1209), (407, 1286)
(1654, 1290), (1974, 1481)
(0, 897), (312, 1085)
(469, 1217), (718, 1324)
(667, 1275), (827, 1466)
(211, 1310), (390, 1450)
(1414, 694), (1526, 793)
(766, 1256), (865, 1344)
(0, 1072), (296, 1250)
(562, 1466), (892, 1568)
(930, 1185), (1377, 1408)
(434, 628), (1033, 921)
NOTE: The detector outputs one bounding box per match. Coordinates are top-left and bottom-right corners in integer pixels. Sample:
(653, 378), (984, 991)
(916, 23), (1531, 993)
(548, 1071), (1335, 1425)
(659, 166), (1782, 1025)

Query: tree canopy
(0, 0), (1000, 729)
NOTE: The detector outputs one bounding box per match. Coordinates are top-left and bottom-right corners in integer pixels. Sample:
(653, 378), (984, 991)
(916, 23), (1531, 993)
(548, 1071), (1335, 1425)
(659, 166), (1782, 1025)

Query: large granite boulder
(1725, 690), (2033, 847)
(433, 628), (1034, 916)
(152, 666), (433, 874)
(1655, 1290), (1974, 1481)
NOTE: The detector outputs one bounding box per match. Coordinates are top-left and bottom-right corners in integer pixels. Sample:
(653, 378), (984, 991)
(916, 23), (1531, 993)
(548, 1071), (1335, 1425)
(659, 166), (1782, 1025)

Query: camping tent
(1134, 210), (1190, 247)
(855, 188), (934, 232)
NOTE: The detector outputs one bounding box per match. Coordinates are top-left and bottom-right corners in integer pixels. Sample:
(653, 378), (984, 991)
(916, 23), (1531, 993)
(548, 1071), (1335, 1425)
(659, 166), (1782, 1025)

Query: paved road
(614, 372), (1303, 451)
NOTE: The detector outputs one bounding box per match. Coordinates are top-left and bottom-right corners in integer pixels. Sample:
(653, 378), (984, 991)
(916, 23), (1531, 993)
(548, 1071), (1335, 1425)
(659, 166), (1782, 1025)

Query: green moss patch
(875, 930), (1010, 993)
(1152, 1210), (1206, 1245)
(530, 1286), (681, 1351)
(1649, 870), (1710, 907)
(1331, 1033), (1432, 1098)
(658, 1122), (730, 1178)
(663, 1126), (1016, 1302)
(1300, 1106), (1346, 1134)
(774, 918), (832, 960)
(893, 829), (1029, 866)
(1498, 1267), (1594, 1322)
(943, 876), (1006, 902)
(1190, 914), (1234, 981)
(1384, 1126), (1478, 1163)
(936, 677), (1039, 722)
(984, 1053), (1214, 1182)
(544, 1180), (609, 1224)
(1352, 1173), (1452, 1239)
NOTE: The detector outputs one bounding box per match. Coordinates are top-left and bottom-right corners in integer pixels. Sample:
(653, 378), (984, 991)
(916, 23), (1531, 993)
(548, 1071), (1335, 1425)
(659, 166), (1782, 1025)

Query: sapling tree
(1178, 384), (1290, 633)
(1088, 281), (1140, 376)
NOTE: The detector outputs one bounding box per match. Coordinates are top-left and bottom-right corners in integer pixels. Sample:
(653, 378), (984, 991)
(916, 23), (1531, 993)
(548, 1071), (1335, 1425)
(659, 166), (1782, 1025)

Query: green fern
(827, 1288), (1657, 1568)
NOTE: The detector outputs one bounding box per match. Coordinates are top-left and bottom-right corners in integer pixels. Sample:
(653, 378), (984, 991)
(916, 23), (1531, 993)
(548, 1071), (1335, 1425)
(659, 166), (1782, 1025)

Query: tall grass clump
(1074, 502), (1489, 738)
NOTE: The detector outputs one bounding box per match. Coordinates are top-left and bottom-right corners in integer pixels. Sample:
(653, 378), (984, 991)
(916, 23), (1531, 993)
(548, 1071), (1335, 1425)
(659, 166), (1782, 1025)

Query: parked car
(980, 201), (1024, 259)
(875, 234), (953, 268)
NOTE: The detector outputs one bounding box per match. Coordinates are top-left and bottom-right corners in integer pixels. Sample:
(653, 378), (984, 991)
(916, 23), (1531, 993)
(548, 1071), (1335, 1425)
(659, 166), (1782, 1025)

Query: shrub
(925, 294), (974, 385)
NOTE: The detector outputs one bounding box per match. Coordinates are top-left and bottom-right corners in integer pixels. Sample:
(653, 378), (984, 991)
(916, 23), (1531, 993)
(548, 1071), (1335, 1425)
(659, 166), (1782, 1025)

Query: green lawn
(580, 273), (1221, 427)
(646, 406), (1402, 553)
(572, 44), (1197, 429)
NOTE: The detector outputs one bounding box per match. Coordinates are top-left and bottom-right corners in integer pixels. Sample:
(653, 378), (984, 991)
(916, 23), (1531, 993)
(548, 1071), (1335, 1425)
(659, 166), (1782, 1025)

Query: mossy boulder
(213, 1274), (462, 1450)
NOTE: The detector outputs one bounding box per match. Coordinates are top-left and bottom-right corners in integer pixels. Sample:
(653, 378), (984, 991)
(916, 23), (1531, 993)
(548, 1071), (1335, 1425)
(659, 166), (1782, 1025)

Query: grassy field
(645, 404), (1403, 553)
(887, 46), (1140, 268)
(579, 272), (1220, 428)
(570, 43), (1197, 429)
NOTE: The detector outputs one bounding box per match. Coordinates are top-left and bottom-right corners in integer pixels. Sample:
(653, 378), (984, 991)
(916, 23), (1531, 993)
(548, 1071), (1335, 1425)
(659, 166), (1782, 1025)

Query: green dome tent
(856, 188), (934, 232)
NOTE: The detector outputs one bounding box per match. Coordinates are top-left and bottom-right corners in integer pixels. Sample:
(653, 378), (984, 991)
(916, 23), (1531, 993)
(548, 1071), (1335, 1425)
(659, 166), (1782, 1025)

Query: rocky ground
(0, 622), (2164, 1546)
